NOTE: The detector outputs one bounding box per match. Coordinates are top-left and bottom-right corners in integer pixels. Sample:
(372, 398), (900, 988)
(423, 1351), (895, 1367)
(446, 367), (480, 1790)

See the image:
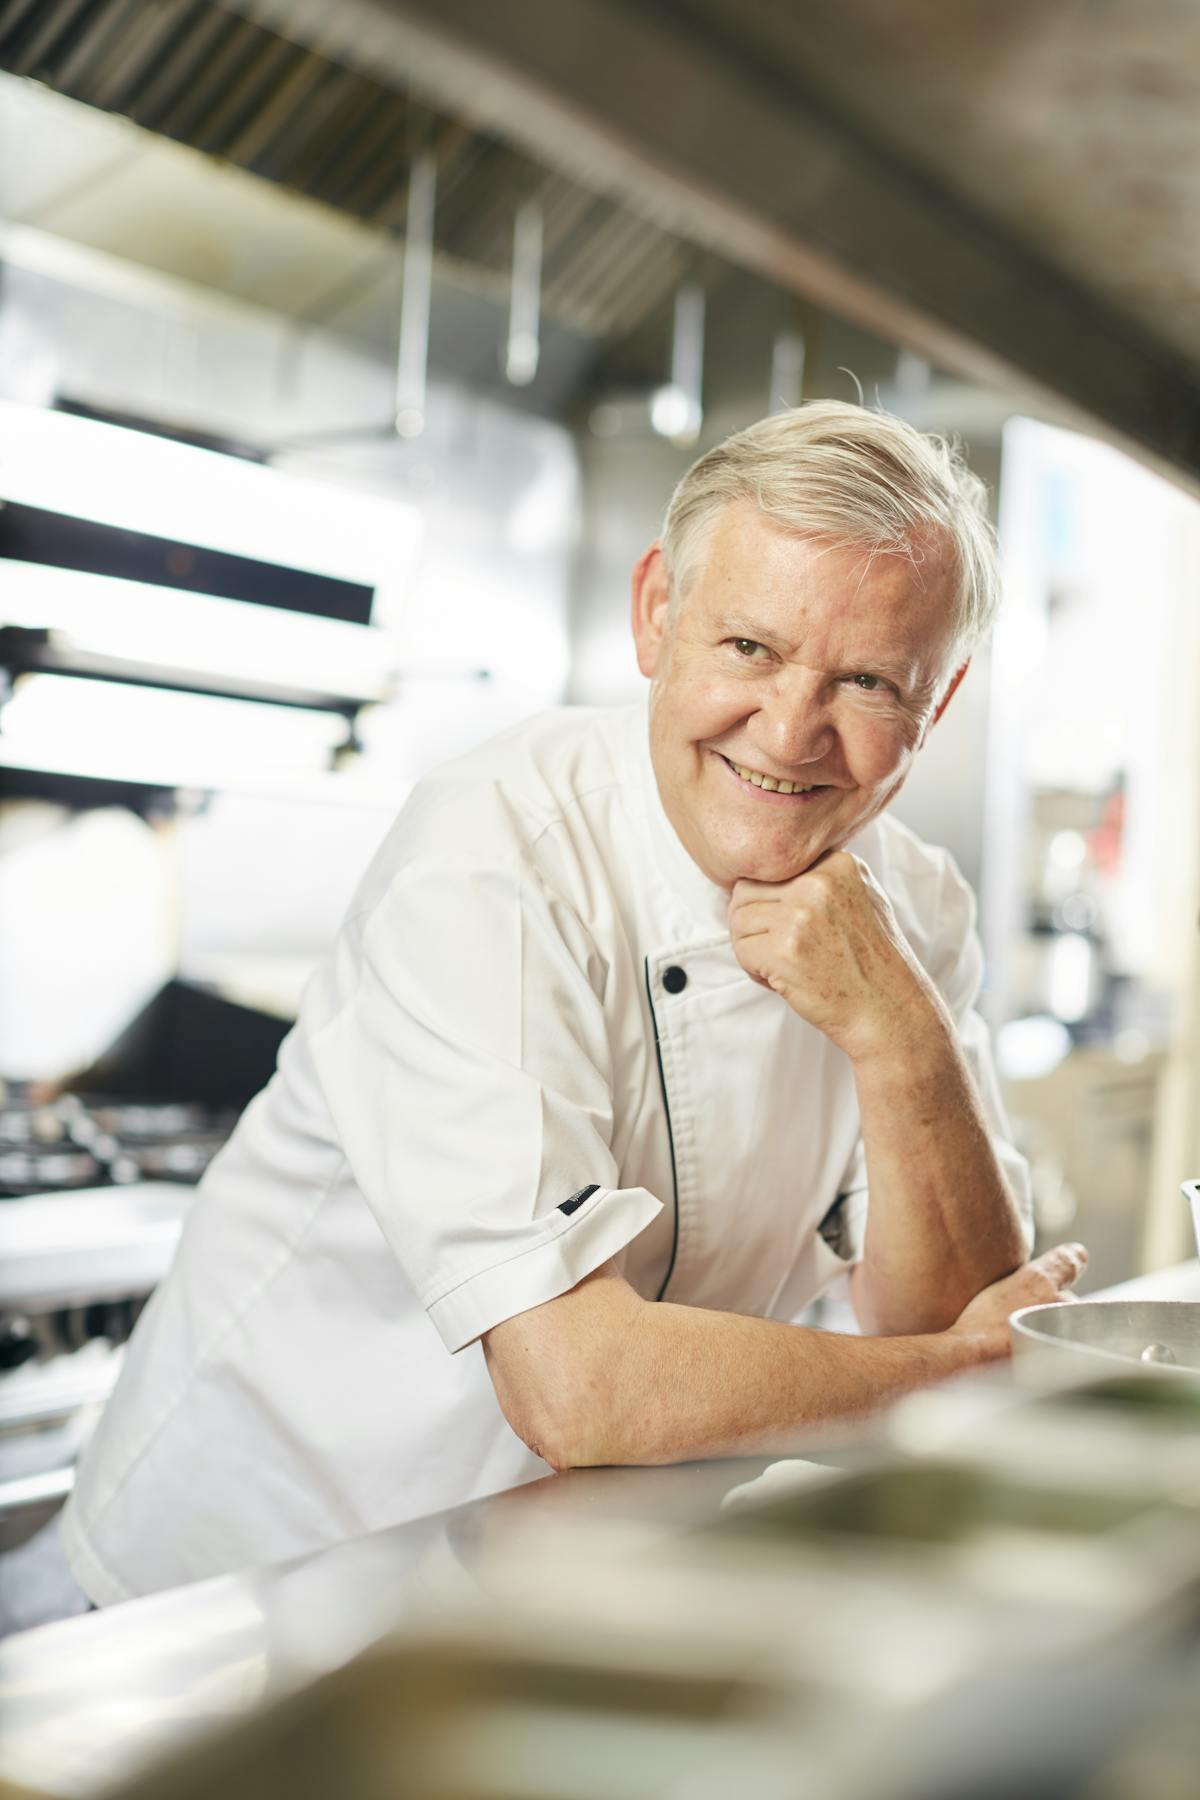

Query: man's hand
(728, 852), (946, 1064)
(946, 1242), (1088, 1360)
(730, 848), (1029, 1335)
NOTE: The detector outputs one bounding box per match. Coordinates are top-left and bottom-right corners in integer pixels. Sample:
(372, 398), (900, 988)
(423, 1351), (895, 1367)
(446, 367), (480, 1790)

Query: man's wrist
(843, 984), (956, 1074)
(939, 1320), (1009, 1367)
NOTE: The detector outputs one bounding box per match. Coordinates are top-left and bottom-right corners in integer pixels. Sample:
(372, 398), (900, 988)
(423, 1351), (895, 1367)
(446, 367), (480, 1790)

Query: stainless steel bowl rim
(1010, 1299), (1200, 1376)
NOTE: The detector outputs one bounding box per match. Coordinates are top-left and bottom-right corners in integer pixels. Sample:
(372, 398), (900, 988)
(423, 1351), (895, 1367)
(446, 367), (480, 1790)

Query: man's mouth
(720, 754), (826, 797)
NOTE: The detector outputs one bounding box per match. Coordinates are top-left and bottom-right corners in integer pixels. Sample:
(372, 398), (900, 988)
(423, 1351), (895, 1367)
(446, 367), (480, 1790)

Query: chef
(64, 400), (1084, 1604)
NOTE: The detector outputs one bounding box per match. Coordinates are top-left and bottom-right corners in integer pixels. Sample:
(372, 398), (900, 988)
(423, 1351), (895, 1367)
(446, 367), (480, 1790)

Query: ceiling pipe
(650, 282), (704, 446)
(394, 151), (437, 437)
(505, 197), (543, 387)
(769, 330), (805, 413)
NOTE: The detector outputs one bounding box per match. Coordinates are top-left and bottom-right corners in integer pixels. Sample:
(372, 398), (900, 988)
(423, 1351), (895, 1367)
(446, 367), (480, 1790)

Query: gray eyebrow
(711, 614), (793, 648)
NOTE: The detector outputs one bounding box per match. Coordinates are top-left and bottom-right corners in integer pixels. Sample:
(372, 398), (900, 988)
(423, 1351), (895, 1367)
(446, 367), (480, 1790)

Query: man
(64, 402), (1083, 1604)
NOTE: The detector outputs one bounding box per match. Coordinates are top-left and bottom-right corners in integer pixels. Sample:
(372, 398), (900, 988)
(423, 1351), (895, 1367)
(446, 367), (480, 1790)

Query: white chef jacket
(63, 702), (1031, 1604)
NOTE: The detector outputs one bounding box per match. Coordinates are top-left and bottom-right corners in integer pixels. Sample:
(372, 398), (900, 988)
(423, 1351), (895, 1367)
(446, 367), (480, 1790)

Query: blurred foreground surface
(4, 1265), (1200, 1800)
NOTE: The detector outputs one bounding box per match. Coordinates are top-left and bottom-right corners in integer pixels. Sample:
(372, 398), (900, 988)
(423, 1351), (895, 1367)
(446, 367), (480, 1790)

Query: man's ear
(931, 659), (969, 727)
(631, 542), (672, 679)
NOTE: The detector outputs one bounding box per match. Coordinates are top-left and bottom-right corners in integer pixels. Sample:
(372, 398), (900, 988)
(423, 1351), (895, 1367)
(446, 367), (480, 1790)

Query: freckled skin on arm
(483, 1246), (1085, 1472)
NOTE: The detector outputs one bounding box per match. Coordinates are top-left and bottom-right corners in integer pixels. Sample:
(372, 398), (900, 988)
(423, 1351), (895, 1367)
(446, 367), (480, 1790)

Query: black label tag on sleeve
(558, 1184), (600, 1217)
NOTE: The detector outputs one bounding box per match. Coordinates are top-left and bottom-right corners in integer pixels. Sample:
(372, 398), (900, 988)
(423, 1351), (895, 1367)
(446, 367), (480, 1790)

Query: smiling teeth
(728, 760), (816, 794)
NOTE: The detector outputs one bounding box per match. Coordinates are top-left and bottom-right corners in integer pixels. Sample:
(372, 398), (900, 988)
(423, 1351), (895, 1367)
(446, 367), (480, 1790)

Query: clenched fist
(728, 851), (947, 1063)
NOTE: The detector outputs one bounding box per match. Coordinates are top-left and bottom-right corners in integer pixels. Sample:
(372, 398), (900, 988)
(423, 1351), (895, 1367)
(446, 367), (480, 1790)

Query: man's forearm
(852, 1015), (1027, 1336)
(589, 1298), (990, 1465)
(485, 1265), (994, 1471)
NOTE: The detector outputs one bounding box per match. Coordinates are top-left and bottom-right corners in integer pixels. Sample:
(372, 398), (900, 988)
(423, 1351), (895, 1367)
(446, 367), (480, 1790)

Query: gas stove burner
(121, 1138), (229, 1181)
(0, 1094), (235, 1198)
(0, 1148), (105, 1198)
(87, 1102), (231, 1141)
(0, 1106), (72, 1148)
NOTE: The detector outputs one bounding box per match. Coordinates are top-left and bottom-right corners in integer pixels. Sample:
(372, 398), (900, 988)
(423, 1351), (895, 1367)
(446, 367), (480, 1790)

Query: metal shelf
(1, 625), (384, 716)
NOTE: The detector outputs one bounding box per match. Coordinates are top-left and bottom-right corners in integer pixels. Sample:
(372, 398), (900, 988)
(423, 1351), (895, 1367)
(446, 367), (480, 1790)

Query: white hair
(660, 400), (999, 656)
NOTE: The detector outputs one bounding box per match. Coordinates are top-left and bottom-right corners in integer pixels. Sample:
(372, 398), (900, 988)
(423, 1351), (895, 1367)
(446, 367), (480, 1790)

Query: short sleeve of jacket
(307, 833), (661, 1353)
(833, 843), (1033, 1260)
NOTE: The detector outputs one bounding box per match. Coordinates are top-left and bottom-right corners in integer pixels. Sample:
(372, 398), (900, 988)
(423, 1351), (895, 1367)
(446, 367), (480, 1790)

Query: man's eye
(732, 639), (769, 660)
(852, 672), (884, 691)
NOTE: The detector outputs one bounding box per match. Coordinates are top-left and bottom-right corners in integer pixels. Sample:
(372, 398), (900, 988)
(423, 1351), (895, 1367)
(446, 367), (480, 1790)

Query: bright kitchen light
(2, 675), (347, 789)
(996, 1014), (1072, 1081)
(0, 399), (423, 590)
(505, 331), (539, 387)
(2, 561), (399, 703)
(650, 384), (701, 442)
(1047, 931), (1095, 1024)
(1048, 829), (1088, 872)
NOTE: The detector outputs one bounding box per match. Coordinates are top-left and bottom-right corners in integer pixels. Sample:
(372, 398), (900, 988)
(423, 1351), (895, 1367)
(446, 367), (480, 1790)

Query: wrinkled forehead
(675, 499), (956, 595)
(684, 505), (958, 616)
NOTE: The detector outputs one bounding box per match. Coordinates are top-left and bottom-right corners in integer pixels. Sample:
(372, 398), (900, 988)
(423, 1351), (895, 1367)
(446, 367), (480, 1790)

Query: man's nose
(757, 678), (836, 766)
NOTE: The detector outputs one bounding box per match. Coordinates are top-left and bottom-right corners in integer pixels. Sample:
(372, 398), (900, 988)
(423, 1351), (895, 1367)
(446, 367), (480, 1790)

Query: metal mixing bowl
(1011, 1300), (1200, 1380)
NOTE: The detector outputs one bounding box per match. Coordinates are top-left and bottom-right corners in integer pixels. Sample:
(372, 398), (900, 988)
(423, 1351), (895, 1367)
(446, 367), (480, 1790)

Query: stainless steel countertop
(4, 1259), (1198, 1799)
(0, 1458), (782, 1797)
